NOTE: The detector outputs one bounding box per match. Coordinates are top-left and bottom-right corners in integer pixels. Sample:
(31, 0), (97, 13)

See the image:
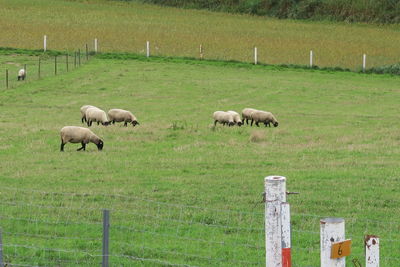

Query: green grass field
(1, 0), (400, 70)
(1, 53), (400, 266)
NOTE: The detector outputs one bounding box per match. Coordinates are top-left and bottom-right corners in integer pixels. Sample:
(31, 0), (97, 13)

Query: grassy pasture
(1, 0), (400, 70)
(0, 54), (400, 265)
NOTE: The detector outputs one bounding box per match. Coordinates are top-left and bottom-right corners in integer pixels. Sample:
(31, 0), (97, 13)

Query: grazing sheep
(80, 105), (97, 123)
(213, 111), (235, 126)
(108, 109), (139, 127)
(60, 126), (104, 151)
(251, 110), (279, 127)
(17, 69), (26, 81)
(227, 110), (243, 126)
(241, 108), (258, 125)
(86, 107), (110, 126)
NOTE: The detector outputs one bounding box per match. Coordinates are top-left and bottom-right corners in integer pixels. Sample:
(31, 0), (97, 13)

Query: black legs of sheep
(60, 142), (65, 152)
(77, 142), (86, 151)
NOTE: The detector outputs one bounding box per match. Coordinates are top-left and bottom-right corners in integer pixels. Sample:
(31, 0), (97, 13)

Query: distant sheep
(80, 105), (97, 123)
(241, 108), (258, 125)
(60, 126), (104, 151)
(251, 110), (279, 127)
(108, 109), (139, 127)
(86, 107), (110, 126)
(213, 111), (234, 126)
(227, 110), (243, 126)
(17, 69), (26, 81)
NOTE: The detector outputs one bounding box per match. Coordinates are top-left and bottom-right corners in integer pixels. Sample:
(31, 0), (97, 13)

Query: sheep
(227, 110), (243, 126)
(17, 69), (26, 81)
(241, 108), (258, 125)
(85, 107), (110, 126)
(60, 126), (104, 151)
(251, 110), (279, 127)
(213, 111), (235, 126)
(107, 109), (139, 127)
(80, 105), (97, 123)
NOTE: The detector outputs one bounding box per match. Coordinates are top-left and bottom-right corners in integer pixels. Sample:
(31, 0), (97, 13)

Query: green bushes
(134, 0), (400, 23)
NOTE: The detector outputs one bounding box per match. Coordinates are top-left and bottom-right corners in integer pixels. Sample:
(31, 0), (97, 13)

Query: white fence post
(281, 202), (291, 267)
(94, 38), (98, 53)
(320, 218), (345, 267)
(254, 47), (258, 65)
(365, 235), (379, 267)
(310, 50), (313, 67)
(363, 54), (367, 72)
(44, 35), (47, 52)
(146, 41), (150, 58)
(265, 176), (286, 267)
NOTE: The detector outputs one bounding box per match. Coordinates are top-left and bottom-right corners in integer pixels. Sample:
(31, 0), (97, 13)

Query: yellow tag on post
(331, 239), (351, 259)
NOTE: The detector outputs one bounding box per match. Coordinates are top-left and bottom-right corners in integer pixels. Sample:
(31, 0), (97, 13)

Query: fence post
(200, 44), (203, 59)
(265, 176), (286, 267)
(320, 218), (345, 267)
(254, 47), (258, 65)
(86, 44), (89, 61)
(0, 229), (3, 267)
(281, 202), (291, 267)
(146, 41), (150, 58)
(94, 38), (98, 53)
(363, 54), (366, 72)
(102, 209), (110, 267)
(74, 52), (77, 67)
(44, 35), (47, 52)
(78, 49), (81, 66)
(38, 57), (41, 79)
(54, 56), (57, 75)
(5, 69), (8, 89)
(365, 235), (379, 267)
(24, 64), (27, 80)
(66, 54), (69, 72)
(310, 50), (313, 67)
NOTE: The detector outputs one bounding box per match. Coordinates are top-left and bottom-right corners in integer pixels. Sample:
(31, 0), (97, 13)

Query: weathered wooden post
(265, 175), (286, 267)
(320, 218), (349, 267)
(365, 235), (379, 267)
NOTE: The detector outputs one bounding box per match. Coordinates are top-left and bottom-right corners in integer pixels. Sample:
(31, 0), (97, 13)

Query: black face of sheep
(102, 122), (111, 126)
(228, 122), (235, 127)
(237, 122), (243, 127)
(273, 122), (279, 127)
(97, 140), (104, 151)
(132, 121), (139, 127)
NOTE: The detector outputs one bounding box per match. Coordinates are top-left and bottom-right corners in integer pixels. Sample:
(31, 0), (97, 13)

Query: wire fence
(0, 47), (91, 90)
(0, 187), (399, 266)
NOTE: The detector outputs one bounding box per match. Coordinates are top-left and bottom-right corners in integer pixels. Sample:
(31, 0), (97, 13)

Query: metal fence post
(54, 56), (57, 75)
(365, 235), (379, 267)
(265, 175), (286, 267)
(320, 218), (345, 267)
(0, 229), (4, 267)
(102, 209), (110, 267)
(24, 64), (27, 80)
(5, 69), (8, 89)
(281, 202), (291, 267)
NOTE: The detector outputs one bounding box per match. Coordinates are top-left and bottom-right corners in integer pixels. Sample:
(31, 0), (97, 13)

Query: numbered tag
(331, 239), (351, 259)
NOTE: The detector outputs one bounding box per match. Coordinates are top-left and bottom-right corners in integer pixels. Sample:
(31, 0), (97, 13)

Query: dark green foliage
(132, 0), (400, 23)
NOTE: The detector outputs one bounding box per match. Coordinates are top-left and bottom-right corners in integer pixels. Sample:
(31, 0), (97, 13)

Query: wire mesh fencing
(0, 187), (399, 266)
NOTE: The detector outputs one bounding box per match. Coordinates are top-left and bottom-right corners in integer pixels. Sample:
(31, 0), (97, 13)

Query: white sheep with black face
(251, 110), (279, 127)
(18, 69), (26, 81)
(213, 111), (235, 127)
(85, 107), (110, 126)
(60, 126), (104, 151)
(107, 109), (139, 127)
(227, 110), (243, 126)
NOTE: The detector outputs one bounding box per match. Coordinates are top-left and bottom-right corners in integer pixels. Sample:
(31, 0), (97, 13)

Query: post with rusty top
(265, 175), (286, 267)
(365, 235), (379, 267)
(320, 218), (345, 267)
